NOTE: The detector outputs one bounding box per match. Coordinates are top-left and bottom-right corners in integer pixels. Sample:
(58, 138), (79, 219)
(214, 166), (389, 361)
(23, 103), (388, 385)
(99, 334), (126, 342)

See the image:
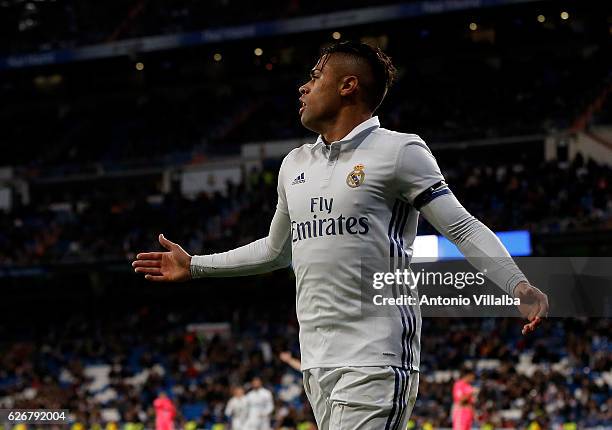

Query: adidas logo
(291, 172), (306, 185)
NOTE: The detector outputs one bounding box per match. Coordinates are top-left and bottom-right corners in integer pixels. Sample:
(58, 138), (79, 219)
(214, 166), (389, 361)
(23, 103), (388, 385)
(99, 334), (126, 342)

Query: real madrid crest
(346, 164), (365, 188)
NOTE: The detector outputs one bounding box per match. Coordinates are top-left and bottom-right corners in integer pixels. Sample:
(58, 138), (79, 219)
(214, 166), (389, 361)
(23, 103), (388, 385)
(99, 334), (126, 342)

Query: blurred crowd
(4, 53), (610, 172)
(2, 4), (610, 170)
(0, 300), (313, 429)
(417, 318), (611, 429)
(0, 302), (609, 429)
(429, 153), (612, 234)
(1, 153), (611, 267)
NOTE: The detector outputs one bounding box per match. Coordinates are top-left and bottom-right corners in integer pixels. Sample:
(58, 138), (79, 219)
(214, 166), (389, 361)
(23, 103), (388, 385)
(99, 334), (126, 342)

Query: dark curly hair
(320, 40), (397, 113)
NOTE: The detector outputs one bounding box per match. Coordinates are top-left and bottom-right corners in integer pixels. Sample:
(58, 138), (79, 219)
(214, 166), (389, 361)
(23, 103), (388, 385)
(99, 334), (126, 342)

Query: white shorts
(228, 418), (248, 430)
(243, 418), (271, 430)
(303, 366), (419, 430)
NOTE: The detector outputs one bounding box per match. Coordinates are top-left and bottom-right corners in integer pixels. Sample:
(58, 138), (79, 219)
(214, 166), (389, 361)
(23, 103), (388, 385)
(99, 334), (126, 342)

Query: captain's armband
(412, 181), (451, 210)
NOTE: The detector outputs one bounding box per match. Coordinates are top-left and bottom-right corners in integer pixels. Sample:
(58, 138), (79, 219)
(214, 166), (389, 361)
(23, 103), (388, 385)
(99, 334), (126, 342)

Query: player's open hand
(132, 234), (192, 282)
(514, 281), (549, 335)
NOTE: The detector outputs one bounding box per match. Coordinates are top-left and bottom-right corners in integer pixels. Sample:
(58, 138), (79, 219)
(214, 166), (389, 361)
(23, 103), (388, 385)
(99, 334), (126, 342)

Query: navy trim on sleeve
(413, 181), (451, 210)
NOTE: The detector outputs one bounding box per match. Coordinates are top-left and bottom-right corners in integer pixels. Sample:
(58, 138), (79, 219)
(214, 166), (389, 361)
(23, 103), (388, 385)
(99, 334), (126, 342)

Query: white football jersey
(225, 395), (249, 428)
(192, 116), (525, 371)
(246, 387), (274, 421)
(276, 116), (446, 371)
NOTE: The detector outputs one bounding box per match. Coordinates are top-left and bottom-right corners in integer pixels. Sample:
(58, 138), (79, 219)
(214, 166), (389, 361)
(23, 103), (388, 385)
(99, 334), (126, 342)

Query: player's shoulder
(371, 127), (432, 153)
(279, 142), (317, 171)
(283, 143), (315, 164)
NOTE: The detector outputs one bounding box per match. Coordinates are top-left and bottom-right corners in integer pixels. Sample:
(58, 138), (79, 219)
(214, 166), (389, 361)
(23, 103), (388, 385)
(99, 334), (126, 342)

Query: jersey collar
(314, 116), (380, 147)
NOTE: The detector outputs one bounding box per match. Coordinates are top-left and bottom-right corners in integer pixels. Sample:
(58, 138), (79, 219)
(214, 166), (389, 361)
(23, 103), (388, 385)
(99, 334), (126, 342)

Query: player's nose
(299, 84), (309, 95)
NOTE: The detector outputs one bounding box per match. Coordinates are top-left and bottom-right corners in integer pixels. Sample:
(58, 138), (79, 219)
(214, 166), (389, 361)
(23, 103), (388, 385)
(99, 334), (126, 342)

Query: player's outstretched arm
(419, 192), (549, 334)
(132, 234), (192, 282)
(132, 208), (291, 281)
(395, 140), (548, 334)
(134, 157), (294, 281)
(190, 207), (291, 278)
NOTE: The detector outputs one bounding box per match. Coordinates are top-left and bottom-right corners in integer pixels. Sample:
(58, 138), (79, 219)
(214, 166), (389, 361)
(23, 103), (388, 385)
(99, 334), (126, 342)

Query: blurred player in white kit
(225, 386), (249, 429)
(245, 377), (274, 430)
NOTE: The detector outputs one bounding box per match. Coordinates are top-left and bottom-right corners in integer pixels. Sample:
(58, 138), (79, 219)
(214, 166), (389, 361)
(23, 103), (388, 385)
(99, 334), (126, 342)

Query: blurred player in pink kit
(452, 368), (477, 430)
(153, 392), (176, 430)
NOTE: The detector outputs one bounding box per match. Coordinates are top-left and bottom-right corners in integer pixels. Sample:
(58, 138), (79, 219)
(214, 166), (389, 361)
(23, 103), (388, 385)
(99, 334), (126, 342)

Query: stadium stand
(1, 1), (610, 429)
(1, 154), (611, 266)
(0, 292), (610, 429)
(1, 0), (409, 55)
(1, 2), (610, 168)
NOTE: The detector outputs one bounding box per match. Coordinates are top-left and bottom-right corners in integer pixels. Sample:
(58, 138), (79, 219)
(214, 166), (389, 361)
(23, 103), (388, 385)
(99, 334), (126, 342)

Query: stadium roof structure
(1, 0), (545, 70)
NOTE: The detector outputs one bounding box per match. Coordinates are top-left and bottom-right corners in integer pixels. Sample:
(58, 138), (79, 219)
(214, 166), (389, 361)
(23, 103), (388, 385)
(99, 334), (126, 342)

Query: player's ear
(339, 75), (359, 97)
